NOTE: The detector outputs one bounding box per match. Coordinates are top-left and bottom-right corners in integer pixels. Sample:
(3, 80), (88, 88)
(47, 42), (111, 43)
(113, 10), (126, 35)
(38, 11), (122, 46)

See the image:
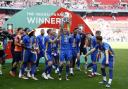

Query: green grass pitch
(0, 49), (127, 89)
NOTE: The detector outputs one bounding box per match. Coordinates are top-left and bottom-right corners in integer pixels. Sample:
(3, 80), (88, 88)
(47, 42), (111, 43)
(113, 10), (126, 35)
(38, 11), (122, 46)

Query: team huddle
(0, 27), (114, 88)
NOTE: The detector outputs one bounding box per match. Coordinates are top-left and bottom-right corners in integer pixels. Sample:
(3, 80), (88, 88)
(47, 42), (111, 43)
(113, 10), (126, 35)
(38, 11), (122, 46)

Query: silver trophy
(60, 12), (72, 29)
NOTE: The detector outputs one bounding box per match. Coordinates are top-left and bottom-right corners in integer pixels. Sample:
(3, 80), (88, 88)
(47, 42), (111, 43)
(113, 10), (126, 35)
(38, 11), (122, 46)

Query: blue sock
(66, 65), (69, 76)
(87, 63), (93, 68)
(44, 65), (49, 73)
(76, 60), (80, 68)
(31, 63), (36, 75)
(59, 65), (63, 75)
(92, 64), (97, 73)
(101, 68), (106, 76)
(48, 66), (52, 74)
(21, 63), (27, 75)
(109, 69), (113, 79)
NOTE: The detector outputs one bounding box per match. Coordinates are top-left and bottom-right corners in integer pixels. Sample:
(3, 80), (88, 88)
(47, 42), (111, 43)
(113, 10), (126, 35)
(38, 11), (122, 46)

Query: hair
(17, 27), (23, 32)
(96, 36), (103, 41)
(95, 30), (101, 34)
(47, 29), (52, 34)
(24, 28), (30, 32)
(74, 27), (78, 30)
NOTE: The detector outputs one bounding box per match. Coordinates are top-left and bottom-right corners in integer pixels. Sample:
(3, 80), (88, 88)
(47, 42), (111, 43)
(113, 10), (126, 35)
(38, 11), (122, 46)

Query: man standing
(10, 28), (23, 77)
(20, 30), (39, 80)
(36, 29), (45, 71)
(42, 29), (59, 80)
(58, 28), (72, 80)
(70, 28), (81, 75)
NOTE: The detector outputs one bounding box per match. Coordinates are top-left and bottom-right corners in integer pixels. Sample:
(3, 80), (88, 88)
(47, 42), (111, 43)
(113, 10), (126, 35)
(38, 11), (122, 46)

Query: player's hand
(83, 54), (87, 58)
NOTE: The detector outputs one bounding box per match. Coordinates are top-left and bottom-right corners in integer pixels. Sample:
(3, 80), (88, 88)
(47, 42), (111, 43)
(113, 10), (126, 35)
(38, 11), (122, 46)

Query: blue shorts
(23, 50), (37, 63)
(102, 55), (114, 69)
(60, 50), (72, 62)
(45, 52), (52, 61)
(91, 50), (98, 62)
(72, 48), (79, 58)
(38, 51), (44, 59)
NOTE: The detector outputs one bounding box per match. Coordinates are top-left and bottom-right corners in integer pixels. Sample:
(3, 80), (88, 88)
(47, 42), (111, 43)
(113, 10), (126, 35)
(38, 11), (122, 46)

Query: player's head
(95, 30), (101, 36)
(73, 27), (78, 35)
(63, 28), (67, 35)
(24, 28), (30, 35)
(40, 29), (44, 36)
(86, 33), (92, 39)
(47, 29), (52, 35)
(28, 30), (35, 37)
(52, 30), (57, 36)
(17, 27), (23, 35)
(96, 36), (103, 44)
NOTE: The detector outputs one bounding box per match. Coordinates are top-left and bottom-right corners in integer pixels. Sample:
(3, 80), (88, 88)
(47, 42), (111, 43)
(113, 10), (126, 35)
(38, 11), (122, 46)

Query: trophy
(60, 12), (72, 32)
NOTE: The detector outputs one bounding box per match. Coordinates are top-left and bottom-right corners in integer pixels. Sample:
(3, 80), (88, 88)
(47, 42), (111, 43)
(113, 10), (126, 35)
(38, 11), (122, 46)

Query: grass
(0, 49), (128, 89)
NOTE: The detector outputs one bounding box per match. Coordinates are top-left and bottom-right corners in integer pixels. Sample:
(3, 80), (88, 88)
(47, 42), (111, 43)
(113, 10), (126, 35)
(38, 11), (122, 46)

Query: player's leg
(54, 55), (59, 73)
(106, 56), (114, 88)
(82, 48), (88, 73)
(0, 57), (3, 75)
(10, 52), (22, 77)
(11, 49), (15, 66)
(88, 53), (97, 77)
(52, 55), (56, 70)
(30, 53), (38, 80)
(0, 50), (5, 75)
(70, 50), (76, 75)
(76, 52), (81, 70)
(36, 51), (44, 71)
(58, 51), (65, 80)
(19, 50), (29, 79)
(99, 58), (107, 84)
(42, 53), (54, 79)
(66, 50), (71, 80)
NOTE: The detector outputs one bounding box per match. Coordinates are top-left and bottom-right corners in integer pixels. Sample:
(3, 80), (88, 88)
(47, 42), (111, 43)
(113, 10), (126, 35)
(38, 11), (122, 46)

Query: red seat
(116, 16), (128, 21)
(95, 0), (119, 5)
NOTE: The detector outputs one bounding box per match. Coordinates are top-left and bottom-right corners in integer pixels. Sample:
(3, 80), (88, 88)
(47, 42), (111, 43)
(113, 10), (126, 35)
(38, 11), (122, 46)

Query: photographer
(0, 27), (13, 75)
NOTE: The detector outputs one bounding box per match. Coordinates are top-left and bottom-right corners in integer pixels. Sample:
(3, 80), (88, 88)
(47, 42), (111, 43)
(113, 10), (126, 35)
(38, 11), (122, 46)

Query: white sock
(32, 74), (34, 77)
(47, 74), (50, 77)
(108, 79), (112, 84)
(103, 76), (107, 81)
(70, 68), (73, 73)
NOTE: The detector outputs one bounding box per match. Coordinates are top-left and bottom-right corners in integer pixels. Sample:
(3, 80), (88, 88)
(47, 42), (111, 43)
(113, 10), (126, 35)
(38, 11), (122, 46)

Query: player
(51, 31), (59, 73)
(20, 30), (39, 80)
(79, 28), (88, 71)
(10, 28), (23, 77)
(58, 28), (72, 80)
(42, 29), (59, 80)
(70, 28), (81, 75)
(36, 29), (45, 71)
(84, 36), (114, 88)
(86, 31), (101, 77)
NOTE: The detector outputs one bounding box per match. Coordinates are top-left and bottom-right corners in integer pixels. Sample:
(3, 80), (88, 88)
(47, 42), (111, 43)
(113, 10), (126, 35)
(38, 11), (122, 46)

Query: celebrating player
(58, 28), (72, 80)
(84, 36), (114, 88)
(70, 28), (81, 75)
(87, 31), (101, 77)
(20, 30), (39, 80)
(36, 29), (45, 71)
(42, 29), (59, 80)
